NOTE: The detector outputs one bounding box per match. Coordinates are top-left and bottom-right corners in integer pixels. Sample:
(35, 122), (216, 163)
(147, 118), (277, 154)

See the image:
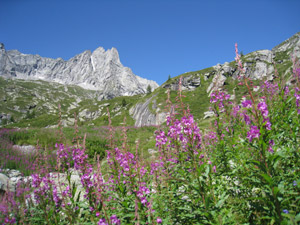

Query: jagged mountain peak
(91, 46), (121, 66)
(0, 45), (158, 100)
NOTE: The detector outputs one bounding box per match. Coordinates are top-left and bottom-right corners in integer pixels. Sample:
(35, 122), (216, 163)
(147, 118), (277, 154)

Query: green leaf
(273, 186), (279, 196)
(121, 201), (128, 208)
(76, 191), (81, 203)
(260, 173), (273, 185)
(215, 194), (229, 208)
(294, 213), (300, 222)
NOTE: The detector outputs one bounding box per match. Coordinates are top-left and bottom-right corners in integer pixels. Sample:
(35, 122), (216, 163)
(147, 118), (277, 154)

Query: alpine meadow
(0, 15), (300, 225)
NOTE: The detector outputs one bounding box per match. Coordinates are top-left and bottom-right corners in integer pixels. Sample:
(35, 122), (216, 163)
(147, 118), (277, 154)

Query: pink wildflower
(247, 126), (260, 142)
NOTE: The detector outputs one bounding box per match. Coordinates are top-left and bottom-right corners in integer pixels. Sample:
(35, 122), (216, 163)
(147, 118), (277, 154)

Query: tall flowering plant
(149, 81), (222, 224)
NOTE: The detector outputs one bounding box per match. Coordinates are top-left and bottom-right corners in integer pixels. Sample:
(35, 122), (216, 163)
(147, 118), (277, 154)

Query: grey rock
(162, 74), (200, 91)
(12, 145), (36, 154)
(130, 96), (157, 127)
(0, 172), (16, 192)
(129, 95), (167, 127)
(203, 111), (215, 119)
(0, 45), (159, 100)
(5, 169), (22, 178)
(156, 111), (167, 125)
(207, 73), (227, 95)
(148, 149), (158, 155)
(78, 109), (101, 121)
(272, 32), (300, 53)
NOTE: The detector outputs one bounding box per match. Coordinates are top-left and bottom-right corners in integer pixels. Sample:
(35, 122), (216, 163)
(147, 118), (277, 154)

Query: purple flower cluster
(231, 105), (241, 117)
(293, 67), (300, 80)
(157, 217), (162, 223)
(247, 126), (260, 142)
(241, 111), (251, 125)
(72, 147), (89, 171)
(268, 140), (275, 153)
(56, 143), (73, 171)
(150, 162), (164, 179)
(110, 215), (121, 224)
(155, 130), (168, 148)
(257, 100), (271, 130)
(97, 215), (120, 225)
(241, 99), (252, 108)
(240, 99), (255, 125)
(3, 217), (16, 224)
(31, 172), (65, 209)
(52, 186), (61, 207)
(203, 131), (218, 146)
(284, 86), (290, 96)
(107, 147), (137, 176)
(167, 115), (202, 151)
(98, 218), (108, 225)
(210, 91), (231, 109)
(106, 146), (153, 210)
(294, 87), (300, 114)
(261, 80), (279, 97)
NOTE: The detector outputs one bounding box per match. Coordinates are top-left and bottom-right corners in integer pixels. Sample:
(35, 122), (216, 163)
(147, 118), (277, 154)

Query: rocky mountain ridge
(162, 32), (300, 92)
(0, 44), (158, 100)
(0, 32), (299, 128)
(132, 32), (300, 126)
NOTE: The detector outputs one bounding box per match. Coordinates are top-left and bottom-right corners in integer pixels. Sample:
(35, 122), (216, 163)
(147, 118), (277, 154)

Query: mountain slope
(129, 32), (300, 126)
(0, 32), (299, 128)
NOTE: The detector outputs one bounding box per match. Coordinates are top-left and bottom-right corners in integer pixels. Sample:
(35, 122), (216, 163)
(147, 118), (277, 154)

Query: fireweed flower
(261, 80), (279, 96)
(257, 101), (268, 118)
(231, 105), (240, 117)
(247, 126), (260, 142)
(56, 144), (73, 171)
(31, 173), (56, 204)
(284, 86), (290, 96)
(62, 185), (72, 198)
(150, 162), (164, 175)
(235, 43), (245, 75)
(264, 119), (271, 130)
(213, 165), (217, 173)
(294, 87), (300, 114)
(210, 91), (231, 110)
(98, 218), (108, 225)
(268, 140), (275, 153)
(52, 186), (61, 207)
(242, 99), (252, 108)
(155, 130), (168, 147)
(110, 215), (121, 225)
(241, 111), (251, 125)
(157, 217), (162, 224)
(257, 100), (272, 130)
(204, 131), (218, 146)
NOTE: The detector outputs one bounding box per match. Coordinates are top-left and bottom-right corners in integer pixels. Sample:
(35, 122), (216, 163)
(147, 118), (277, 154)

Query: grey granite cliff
(0, 44), (158, 100)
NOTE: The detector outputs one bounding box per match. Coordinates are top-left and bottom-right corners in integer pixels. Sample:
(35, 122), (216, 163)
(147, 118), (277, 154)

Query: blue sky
(1, 0), (300, 85)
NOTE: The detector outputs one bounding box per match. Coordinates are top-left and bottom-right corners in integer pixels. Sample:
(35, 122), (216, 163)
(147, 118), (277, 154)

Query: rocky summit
(0, 44), (158, 100)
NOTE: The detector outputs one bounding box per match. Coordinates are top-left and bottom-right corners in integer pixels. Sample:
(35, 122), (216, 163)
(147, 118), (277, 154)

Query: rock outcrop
(162, 74), (201, 91)
(0, 44), (158, 100)
(0, 169), (28, 193)
(163, 32), (300, 95)
(0, 168), (84, 201)
(129, 95), (167, 127)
